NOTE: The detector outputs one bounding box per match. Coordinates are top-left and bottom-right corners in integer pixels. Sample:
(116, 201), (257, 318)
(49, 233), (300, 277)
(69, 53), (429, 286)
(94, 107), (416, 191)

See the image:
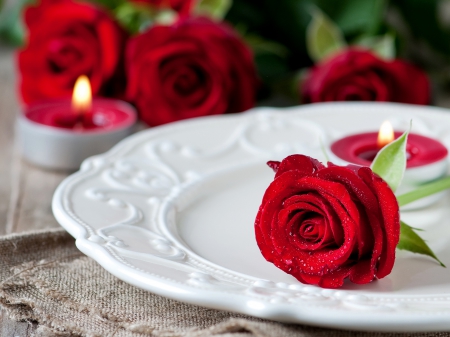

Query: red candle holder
(331, 132), (448, 168)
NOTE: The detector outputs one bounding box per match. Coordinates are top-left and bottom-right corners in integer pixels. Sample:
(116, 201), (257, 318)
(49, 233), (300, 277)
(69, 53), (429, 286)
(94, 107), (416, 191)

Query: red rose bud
(255, 155), (400, 288)
(125, 17), (259, 126)
(18, 0), (127, 104)
(301, 49), (429, 105)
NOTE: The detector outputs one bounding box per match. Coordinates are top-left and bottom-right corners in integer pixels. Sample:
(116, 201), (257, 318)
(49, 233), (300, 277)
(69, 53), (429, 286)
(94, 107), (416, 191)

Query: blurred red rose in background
(302, 49), (430, 105)
(18, 0), (126, 104)
(130, 0), (194, 15)
(126, 17), (258, 126)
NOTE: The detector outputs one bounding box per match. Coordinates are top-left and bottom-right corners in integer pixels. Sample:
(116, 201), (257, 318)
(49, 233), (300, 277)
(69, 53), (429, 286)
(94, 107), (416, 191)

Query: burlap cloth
(0, 229), (449, 337)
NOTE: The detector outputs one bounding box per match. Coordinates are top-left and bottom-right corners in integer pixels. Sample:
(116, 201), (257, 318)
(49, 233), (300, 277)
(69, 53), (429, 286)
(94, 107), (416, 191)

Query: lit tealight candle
(330, 121), (449, 209)
(17, 75), (137, 170)
(73, 75), (92, 113)
(377, 120), (394, 149)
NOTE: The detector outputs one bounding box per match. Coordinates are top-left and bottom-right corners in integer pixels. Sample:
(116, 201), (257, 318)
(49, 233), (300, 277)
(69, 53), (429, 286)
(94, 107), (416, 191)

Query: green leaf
(195, 0), (232, 20)
(154, 9), (177, 25)
(306, 7), (346, 62)
(371, 34), (395, 60)
(397, 176), (450, 207)
(356, 34), (396, 60)
(398, 221), (445, 267)
(114, 2), (155, 34)
(86, 0), (125, 11)
(0, 0), (32, 46)
(314, 0), (387, 36)
(370, 129), (408, 192)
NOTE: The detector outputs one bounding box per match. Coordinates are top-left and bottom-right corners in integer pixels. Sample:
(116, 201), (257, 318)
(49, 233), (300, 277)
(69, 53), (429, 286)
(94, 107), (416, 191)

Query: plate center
(177, 163), (299, 283)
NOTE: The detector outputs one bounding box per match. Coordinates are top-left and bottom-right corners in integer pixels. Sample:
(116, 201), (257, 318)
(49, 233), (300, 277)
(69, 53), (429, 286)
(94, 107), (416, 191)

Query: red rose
(18, 0), (126, 104)
(130, 0), (194, 15)
(126, 17), (258, 126)
(255, 155), (400, 288)
(302, 49), (429, 105)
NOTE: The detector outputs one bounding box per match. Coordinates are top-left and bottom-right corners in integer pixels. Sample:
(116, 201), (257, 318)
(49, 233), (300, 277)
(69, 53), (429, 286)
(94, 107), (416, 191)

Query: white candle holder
(17, 99), (137, 170)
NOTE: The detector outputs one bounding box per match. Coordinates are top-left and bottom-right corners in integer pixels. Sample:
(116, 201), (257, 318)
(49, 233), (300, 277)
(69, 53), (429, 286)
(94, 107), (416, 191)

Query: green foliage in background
(3, 0), (450, 95)
(224, 0), (393, 99)
(195, 0), (232, 19)
(316, 0), (386, 37)
(114, 2), (156, 34)
(392, 0), (450, 56)
(306, 8), (347, 62)
(0, 0), (32, 46)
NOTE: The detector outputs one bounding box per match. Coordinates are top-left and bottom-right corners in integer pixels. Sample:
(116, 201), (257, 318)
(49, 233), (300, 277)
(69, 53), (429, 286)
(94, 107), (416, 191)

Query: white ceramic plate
(53, 102), (450, 332)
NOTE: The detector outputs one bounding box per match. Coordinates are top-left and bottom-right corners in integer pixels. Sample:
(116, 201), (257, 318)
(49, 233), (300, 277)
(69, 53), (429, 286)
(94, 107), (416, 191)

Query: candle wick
(75, 106), (88, 116)
(377, 140), (387, 149)
(71, 106), (87, 127)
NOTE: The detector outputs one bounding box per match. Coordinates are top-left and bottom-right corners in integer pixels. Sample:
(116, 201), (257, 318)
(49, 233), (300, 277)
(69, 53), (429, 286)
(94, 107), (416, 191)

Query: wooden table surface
(2, 43), (450, 336)
(0, 45), (69, 336)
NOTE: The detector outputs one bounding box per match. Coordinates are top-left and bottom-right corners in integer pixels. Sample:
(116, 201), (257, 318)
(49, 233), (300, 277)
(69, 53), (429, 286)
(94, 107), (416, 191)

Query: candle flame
(377, 120), (394, 148)
(72, 75), (92, 114)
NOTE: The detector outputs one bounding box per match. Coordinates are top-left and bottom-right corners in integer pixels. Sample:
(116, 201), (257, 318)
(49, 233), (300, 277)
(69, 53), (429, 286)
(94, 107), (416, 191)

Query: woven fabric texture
(0, 229), (448, 337)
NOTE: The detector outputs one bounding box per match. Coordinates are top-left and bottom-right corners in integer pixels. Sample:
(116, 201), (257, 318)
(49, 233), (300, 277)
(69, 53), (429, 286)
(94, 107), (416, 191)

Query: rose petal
(267, 161), (280, 173)
(283, 193), (344, 245)
(359, 168), (400, 278)
(318, 265), (352, 288)
(318, 166), (382, 262)
(349, 259), (375, 284)
(275, 154), (325, 178)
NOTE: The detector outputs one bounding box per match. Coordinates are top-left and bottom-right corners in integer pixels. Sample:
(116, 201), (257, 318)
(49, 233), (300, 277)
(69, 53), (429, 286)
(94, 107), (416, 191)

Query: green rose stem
(397, 176), (450, 207)
(371, 128), (446, 267)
